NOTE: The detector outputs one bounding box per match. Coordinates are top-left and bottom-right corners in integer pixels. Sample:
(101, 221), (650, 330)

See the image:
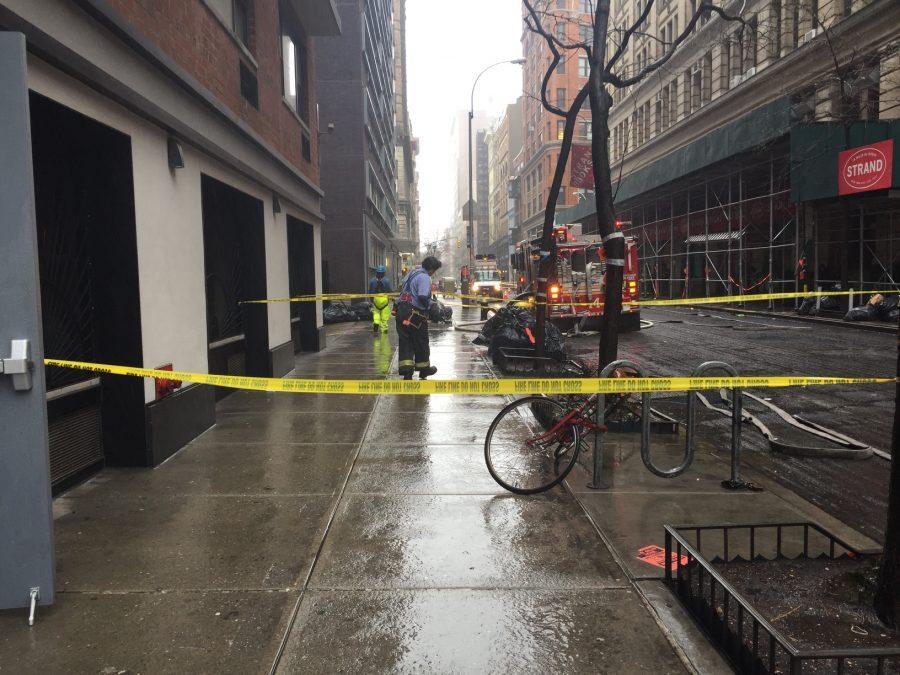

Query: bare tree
(523, 0), (746, 368)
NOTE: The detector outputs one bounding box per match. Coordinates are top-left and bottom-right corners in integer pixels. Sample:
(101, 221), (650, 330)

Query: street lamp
(467, 58), (526, 277)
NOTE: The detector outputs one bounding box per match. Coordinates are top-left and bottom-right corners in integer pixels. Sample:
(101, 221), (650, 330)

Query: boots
(373, 323), (380, 335)
(418, 366), (437, 380)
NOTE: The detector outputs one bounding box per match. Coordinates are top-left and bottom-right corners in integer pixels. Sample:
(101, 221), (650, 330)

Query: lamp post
(468, 58), (525, 276)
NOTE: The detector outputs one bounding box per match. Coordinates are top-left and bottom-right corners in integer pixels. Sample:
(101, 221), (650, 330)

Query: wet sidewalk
(0, 307), (879, 673)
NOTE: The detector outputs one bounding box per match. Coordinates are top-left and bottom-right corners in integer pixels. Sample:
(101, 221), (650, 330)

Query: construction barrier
(43, 359), (895, 396)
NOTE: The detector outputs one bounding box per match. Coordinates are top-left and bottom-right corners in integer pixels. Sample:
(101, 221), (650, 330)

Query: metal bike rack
(588, 359), (758, 490)
(688, 361), (758, 491)
(589, 359), (695, 489)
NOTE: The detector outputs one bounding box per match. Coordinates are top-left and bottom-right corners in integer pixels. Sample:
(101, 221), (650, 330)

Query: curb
(701, 304), (896, 333)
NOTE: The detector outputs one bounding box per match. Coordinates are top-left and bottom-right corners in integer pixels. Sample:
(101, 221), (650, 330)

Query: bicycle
(484, 391), (606, 494)
(484, 357), (637, 494)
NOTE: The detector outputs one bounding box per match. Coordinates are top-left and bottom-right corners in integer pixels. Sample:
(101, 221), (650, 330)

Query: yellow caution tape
(43, 359), (895, 396)
(242, 288), (898, 308)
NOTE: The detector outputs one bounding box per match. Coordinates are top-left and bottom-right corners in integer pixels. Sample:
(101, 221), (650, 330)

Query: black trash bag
(886, 307), (900, 322)
(428, 300), (453, 323)
(875, 296), (898, 321)
(796, 297), (815, 316)
(844, 304), (877, 322)
(323, 303), (355, 324)
(473, 305), (566, 361)
(427, 300), (453, 323)
(350, 301), (373, 321)
(819, 296), (839, 311)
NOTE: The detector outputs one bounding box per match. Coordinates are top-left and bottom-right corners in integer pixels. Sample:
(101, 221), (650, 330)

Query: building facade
(451, 109), (491, 273)
(520, 0), (595, 242)
(475, 128), (491, 254)
(317, 0), (398, 292)
(0, 0), (338, 489)
(487, 98), (524, 276)
(559, 0), (900, 302)
(392, 0), (420, 274)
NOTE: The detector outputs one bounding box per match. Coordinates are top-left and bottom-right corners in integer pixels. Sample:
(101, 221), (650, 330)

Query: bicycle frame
(526, 394), (606, 447)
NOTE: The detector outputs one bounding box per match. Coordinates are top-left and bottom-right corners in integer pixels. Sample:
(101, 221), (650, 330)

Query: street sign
(0, 33), (56, 617)
(838, 139), (894, 195)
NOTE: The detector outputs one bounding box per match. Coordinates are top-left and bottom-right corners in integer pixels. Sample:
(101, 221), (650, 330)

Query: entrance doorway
(30, 93), (144, 490)
(201, 175), (268, 399)
(286, 216), (317, 351)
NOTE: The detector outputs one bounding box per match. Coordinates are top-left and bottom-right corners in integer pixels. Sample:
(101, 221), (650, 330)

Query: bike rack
(689, 361), (759, 491)
(588, 359), (758, 490)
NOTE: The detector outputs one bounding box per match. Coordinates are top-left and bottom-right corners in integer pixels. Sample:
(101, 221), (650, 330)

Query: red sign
(838, 139), (893, 195)
(570, 143), (595, 190)
(636, 545), (689, 572)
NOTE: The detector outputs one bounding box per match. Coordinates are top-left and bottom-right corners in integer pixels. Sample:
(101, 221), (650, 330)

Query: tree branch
(605, 0), (656, 73)
(523, 0), (571, 117)
(607, 3), (746, 88)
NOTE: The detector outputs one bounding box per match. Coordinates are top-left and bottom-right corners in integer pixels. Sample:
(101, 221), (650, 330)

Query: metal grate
(665, 523), (900, 673)
(48, 404), (102, 486)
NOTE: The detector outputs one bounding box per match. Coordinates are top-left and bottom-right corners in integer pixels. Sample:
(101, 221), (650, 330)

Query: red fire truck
(511, 223), (641, 331)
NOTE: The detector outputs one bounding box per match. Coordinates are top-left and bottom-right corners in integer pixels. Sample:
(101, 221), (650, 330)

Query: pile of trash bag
(349, 301), (374, 321)
(428, 299), (453, 323)
(844, 294), (899, 322)
(473, 305), (566, 361)
(323, 302), (358, 324)
(797, 295), (840, 316)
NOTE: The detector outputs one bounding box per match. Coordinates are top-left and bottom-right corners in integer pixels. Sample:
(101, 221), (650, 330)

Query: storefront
(792, 122), (899, 295)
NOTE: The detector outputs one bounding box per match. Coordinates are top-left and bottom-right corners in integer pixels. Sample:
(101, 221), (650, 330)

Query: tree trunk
(589, 1), (624, 369)
(874, 315), (900, 628)
(534, 87), (590, 359)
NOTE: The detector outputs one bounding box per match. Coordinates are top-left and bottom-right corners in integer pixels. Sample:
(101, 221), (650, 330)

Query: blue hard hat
(375, 265), (386, 274)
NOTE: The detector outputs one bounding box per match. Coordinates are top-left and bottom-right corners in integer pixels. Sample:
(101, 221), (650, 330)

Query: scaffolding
(617, 153), (799, 306)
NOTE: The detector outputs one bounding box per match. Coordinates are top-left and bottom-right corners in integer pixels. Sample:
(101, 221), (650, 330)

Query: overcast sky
(406, 0), (525, 247)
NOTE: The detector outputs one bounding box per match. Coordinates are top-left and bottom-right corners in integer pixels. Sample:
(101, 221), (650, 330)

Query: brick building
(317, 0), (398, 293)
(519, 0), (594, 242)
(0, 0), (338, 488)
(487, 98), (524, 275)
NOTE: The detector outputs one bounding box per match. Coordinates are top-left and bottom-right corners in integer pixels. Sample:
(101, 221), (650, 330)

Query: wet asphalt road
(567, 307), (896, 543)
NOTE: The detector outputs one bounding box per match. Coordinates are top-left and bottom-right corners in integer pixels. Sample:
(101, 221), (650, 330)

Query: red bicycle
(484, 367), (608, 494)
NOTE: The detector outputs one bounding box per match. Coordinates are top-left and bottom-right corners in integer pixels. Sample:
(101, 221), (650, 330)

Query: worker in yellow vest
(368, 265), (392, 335)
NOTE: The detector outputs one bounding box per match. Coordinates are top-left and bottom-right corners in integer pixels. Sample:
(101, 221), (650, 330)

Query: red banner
(838, 139), (893, 195)
(570, 143), (595, 190)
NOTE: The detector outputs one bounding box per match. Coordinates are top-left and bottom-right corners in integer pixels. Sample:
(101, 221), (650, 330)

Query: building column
(879, 51), (900, 120)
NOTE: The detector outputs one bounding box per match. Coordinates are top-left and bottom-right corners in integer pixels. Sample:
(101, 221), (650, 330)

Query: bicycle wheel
(484, 396), (582, 495)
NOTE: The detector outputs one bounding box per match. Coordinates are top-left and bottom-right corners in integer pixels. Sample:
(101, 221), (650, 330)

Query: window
(239, 60), (258, 108)
(578, 56), (590, 77)
(580, 0), (592, 12)
(579, 120), (592, 139)
(557, 120), (566, 140)
(556, 59), (567, 74)
(556, 87), (567, 108)
(207, 0), (252, 48)
(281, 15), (309, 122)
(580, 24), (592, 44)
(556, 23), (566, 42)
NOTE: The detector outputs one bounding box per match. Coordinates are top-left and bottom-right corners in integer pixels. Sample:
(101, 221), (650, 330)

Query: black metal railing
(664, 522), (900, 674)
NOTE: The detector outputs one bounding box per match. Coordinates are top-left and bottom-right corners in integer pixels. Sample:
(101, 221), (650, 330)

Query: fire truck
(511, 223), (641, 331)
(470, 254), (505, 319)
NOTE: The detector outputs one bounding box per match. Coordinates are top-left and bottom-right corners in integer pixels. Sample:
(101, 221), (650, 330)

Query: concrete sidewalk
(0, 309), (879, 673)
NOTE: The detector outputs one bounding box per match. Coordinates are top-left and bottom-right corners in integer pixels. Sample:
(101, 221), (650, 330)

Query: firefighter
(396, 256), (442, 380)
(368, 265), (392, 335)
